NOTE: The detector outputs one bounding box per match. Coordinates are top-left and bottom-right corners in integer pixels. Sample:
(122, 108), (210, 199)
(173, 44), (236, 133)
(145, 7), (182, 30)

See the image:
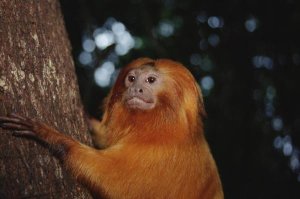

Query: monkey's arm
(0, 114), (114, 194)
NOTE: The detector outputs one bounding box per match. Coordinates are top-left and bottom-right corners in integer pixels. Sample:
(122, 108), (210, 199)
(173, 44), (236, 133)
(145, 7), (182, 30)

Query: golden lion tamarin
(0, 58), (223, 199)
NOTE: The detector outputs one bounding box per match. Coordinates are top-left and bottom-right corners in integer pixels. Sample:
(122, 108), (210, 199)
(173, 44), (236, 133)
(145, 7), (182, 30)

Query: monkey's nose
(134, 88), (143, 93)
(130, 87), (143, 94)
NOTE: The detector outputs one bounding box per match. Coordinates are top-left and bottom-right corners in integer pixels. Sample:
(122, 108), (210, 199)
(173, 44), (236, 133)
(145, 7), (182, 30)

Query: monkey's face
(123, 66), (162, 110)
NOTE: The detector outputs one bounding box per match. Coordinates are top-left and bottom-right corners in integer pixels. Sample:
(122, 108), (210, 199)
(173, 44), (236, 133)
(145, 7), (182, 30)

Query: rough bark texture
(0, 1), (92, 198)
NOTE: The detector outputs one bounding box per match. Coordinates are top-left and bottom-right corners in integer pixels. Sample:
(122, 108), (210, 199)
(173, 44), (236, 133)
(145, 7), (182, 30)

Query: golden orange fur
(85, 58), (223, 198)
(0, 58), (223, 199)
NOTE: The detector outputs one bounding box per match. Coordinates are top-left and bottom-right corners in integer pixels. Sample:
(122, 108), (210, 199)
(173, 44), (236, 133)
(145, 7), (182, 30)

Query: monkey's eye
(147, 76), (156, 84)
(128, 75), (135, 82)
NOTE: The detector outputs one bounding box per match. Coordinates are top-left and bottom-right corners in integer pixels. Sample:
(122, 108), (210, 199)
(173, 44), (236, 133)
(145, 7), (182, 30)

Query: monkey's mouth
(126, 97), (155, 110)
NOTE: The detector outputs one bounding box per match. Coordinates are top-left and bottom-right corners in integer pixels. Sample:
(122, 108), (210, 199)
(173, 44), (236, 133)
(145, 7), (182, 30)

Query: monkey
(0, 58), (224, 199)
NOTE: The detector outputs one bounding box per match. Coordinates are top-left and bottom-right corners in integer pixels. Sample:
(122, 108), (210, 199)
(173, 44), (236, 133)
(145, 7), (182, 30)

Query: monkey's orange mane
(102, 58), (205, 146)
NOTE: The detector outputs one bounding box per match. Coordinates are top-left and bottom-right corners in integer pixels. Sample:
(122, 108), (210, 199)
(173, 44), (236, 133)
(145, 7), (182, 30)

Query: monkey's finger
(10, 114), (37, 127)
(0, 123), (31, 131)
(8, 113), (29, 121)
(12, 130), (35, 136)
(0, 116), (21, 123)
(0, 116), (32, 127)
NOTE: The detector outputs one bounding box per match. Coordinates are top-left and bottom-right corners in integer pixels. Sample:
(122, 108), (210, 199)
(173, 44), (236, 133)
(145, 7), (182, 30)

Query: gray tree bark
(0, 1), (92, 198)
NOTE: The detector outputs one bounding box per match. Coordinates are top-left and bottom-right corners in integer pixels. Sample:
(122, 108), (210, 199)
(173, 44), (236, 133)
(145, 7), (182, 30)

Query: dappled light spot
(190, 53), (202, 66)
(272, 117), (283, 131)
(245, 16), (258, 32)
(252, 55), (273, 70)
(207, 16), (224, 29)
(266, 86), (276, 101)
(283, 142), (293, 156)
(197, 12), (207, 23)
(95, 30), (115, 50)
(158, 21), (175, 37)
(265, 102), (274, 117)
(201, 76), (214, 96)
(114, 31), (135, 55)
(78, 51), (92, 65)
(208, 33), (220, 47)
(82, 38), (96, 52)
(273, 136), (283, 149)
(290, 153), (300, 171)
(94, 61), (115, 87)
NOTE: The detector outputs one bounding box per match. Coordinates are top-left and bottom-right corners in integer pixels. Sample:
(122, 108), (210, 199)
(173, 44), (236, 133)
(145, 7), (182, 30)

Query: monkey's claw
(0, 114), (35, 136)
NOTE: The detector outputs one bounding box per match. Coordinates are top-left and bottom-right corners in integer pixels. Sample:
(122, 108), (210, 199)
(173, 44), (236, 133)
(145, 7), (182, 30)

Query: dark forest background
(60, 0), (300, 198)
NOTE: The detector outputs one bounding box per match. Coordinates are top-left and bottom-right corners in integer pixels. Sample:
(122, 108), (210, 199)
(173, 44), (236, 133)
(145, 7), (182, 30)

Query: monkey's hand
(0, 113), (75, 147)
(0, 114), (42, 137)
(87, 117), (101, 134)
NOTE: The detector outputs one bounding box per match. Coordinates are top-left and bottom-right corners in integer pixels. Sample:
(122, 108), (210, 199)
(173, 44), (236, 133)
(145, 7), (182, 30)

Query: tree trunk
(0, 1), (92, 198)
